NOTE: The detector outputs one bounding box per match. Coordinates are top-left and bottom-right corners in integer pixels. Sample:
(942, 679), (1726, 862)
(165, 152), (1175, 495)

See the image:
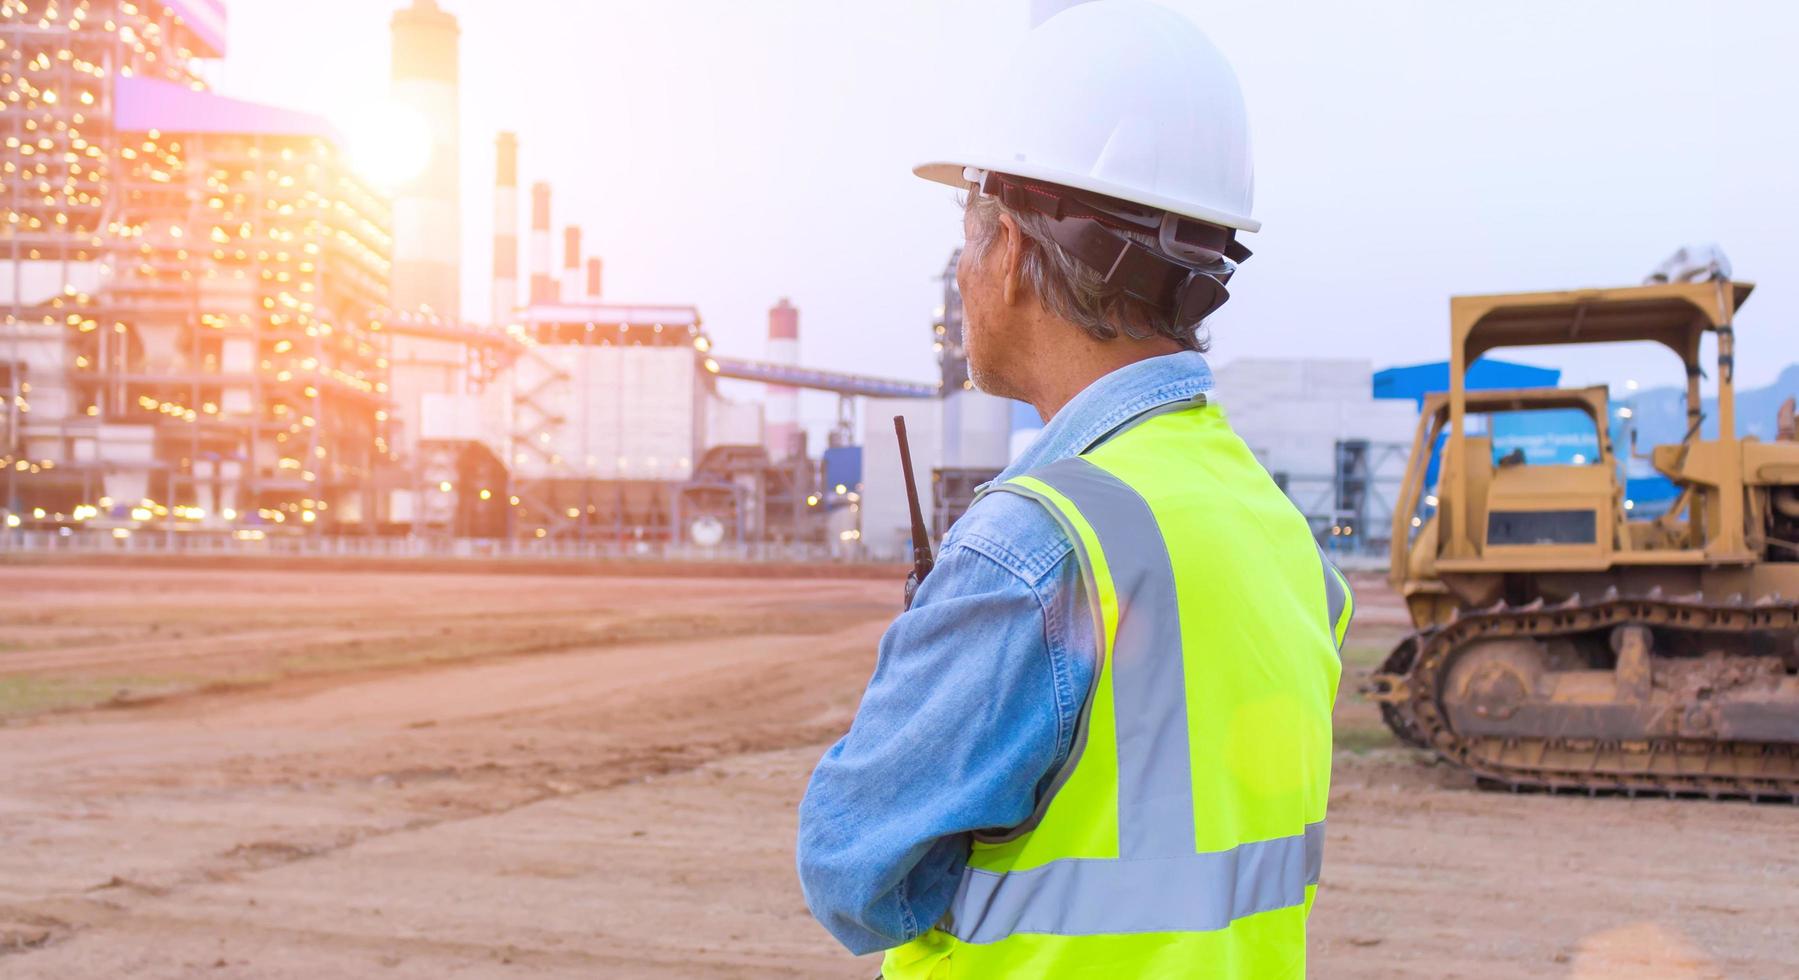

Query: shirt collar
(993, 350), (1214, 484)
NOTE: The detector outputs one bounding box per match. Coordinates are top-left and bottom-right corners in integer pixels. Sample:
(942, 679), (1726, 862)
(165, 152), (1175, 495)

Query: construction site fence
(0, 529), (867, 565)
(0, 528), (1393, 573)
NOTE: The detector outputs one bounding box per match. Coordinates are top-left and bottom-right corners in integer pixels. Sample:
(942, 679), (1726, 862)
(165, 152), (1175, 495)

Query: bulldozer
(1368, 275), (1799, 798)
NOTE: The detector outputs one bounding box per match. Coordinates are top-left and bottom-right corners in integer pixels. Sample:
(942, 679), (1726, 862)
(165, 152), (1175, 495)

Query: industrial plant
(0, 0), (944, 557)
(0, 0), (1688, 565)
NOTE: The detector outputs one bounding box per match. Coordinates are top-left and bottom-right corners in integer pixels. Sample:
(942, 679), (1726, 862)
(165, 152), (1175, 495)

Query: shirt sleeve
(795, 503), (1089, 955)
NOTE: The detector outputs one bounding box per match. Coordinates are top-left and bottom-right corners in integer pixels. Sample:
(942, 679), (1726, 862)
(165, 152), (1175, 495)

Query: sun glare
(344, 101), (434, 188)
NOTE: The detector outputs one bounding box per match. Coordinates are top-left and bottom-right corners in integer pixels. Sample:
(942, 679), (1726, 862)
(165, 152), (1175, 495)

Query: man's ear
(998, 212), (1027, 307)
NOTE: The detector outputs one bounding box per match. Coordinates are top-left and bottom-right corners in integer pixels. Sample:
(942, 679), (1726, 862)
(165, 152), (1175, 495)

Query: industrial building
(0, 0), (1650, 567)
(0, 0), (933, 555)
(1, 0), (391, 538)
(359, 2), (941, 553)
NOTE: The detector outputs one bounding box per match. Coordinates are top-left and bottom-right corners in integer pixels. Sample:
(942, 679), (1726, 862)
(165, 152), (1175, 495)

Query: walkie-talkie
(895, 416), (935, 610)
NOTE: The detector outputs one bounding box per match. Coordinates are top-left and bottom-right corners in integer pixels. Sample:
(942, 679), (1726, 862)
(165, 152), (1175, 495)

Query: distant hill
(1626, 364), (1799, 447)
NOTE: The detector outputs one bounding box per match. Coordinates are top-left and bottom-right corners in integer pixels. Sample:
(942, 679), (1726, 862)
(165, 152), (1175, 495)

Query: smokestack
(561, 226), (582, 303)
(490, 132), (518, 327)
(765, 298), (800, 462)
(529, 181), (555, 305)
(390, 0), (461, 318)
(585, 257), (603, 301)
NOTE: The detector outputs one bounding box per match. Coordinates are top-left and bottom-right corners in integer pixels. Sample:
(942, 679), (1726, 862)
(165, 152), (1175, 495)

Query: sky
(206, 0), (1799, 436)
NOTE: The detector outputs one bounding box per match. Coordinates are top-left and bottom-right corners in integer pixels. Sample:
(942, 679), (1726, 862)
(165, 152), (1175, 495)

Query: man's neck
(1024, 335), (1183, 423)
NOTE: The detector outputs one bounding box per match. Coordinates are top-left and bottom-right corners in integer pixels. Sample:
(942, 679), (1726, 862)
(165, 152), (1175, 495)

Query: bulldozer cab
(1393, 386), (1618, 584)
(1391, 279), (1763, 603)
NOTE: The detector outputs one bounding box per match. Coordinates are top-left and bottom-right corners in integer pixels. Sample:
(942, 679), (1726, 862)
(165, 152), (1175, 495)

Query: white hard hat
(916, 0), (1257, 234)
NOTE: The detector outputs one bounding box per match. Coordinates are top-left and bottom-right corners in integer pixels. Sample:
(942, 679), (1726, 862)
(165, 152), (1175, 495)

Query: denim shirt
(796, 351), (1216, 955)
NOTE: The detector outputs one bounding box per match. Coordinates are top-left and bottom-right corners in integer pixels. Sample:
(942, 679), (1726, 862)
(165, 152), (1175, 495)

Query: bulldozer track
(1376, 633), (1430, 749)
(1384, 590), (1799, 801)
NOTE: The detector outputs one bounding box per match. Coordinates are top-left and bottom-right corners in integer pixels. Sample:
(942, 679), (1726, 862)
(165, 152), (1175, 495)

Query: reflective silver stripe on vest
(947, 822), (1326, 942)
(948, 456), (1326, 942)
(1320, 549), (1350, 652)
(1030, 456), (1195, 860)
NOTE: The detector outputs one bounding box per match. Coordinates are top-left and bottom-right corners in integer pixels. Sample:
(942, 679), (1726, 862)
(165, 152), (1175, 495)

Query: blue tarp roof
(1373, 359), (1561, 408)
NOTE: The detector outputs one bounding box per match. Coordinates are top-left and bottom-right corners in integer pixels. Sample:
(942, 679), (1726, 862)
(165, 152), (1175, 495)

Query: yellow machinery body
(1374, 280), (1799, 798)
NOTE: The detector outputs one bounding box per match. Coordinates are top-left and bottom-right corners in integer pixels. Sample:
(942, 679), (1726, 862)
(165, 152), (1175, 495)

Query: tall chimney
(529, 182), (555, 305)
(561, 226), (582, 303)
(490, 131), (518, 327)
(765, 298), (800, 462)
(390, 0), (461, 318)
(585, 257), (603, 301)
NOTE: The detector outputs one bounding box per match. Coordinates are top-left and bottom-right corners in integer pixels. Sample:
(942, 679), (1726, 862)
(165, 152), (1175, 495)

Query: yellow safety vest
(885, 399), (1351, 979)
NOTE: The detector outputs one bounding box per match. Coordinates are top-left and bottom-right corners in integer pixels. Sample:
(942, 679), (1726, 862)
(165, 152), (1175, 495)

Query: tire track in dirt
(0, 588), (890, 970)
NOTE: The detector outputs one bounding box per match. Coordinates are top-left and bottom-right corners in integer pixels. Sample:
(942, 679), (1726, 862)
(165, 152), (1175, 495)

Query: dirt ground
(0, 563), (1794, 978)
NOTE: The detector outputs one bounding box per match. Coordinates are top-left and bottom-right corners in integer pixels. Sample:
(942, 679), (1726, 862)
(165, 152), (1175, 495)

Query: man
(797, 3), (1352, 976)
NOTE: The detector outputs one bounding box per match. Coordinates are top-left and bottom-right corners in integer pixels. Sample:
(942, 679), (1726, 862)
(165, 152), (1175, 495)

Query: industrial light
(478, 489), (491, 500)
(438, 481), (453, 492)
(343, 100), (433, 188)
(806, 494), (820, 506)
(4, 515), (18, 528)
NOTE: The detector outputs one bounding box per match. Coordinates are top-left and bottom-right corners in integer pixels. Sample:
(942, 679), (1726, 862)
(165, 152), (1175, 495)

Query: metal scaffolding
(2, 2), (392, 540)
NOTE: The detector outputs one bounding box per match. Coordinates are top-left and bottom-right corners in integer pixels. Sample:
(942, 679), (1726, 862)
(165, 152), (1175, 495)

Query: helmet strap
(978, 171), (1243, 327)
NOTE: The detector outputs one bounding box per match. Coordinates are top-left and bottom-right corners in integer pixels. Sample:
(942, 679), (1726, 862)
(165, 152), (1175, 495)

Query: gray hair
(964, 192), (1209, 352)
